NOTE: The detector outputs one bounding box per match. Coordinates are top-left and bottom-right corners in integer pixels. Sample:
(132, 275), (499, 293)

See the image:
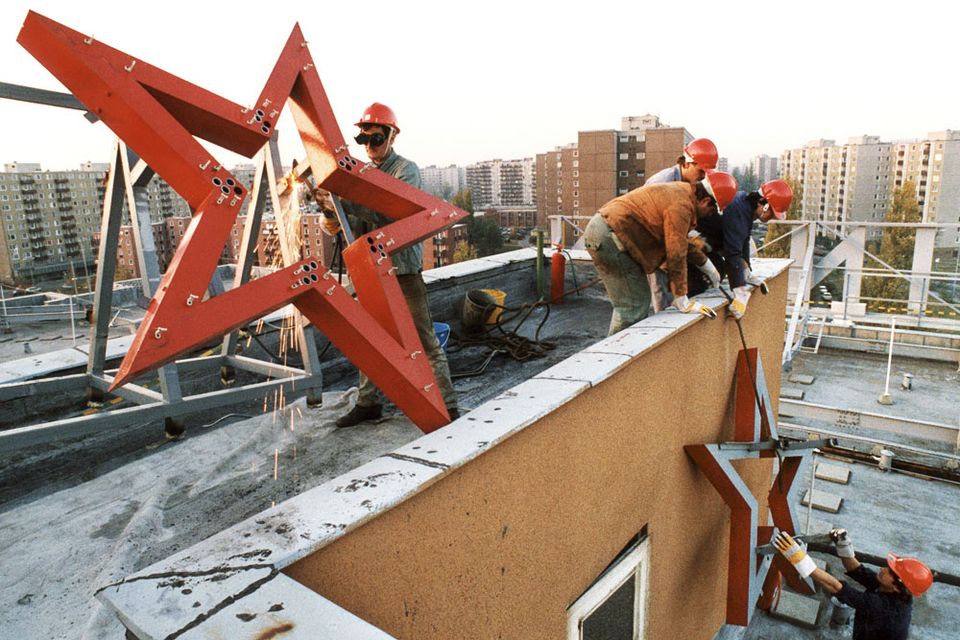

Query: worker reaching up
(694, 178), (793, 318)
(314, 103), (459, 428)
(644, 138), (720, 310)
(775, 528), (932, 640)
(584, 179), (726, 335)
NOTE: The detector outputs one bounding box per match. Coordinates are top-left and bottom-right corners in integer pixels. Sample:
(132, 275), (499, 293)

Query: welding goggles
(354, 125), (388, 147)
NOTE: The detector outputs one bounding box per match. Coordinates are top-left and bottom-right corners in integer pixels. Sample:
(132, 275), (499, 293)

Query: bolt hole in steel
(301, 276), (311, 285)
(212, 177), (222, 186)
(302, 263), (312, 272)
(366, 237), (374, 244)
(309, 273), (319, 282)
(263, 121), (271, 129)
(261, 126), (269, 134)
(220, 185), (230, 194)
(309, 261), (318, 270)
(256, 109), (264, 118)
(233, 187), (243, 195)
(338, 160), (345, 167)
(226, 178), (235, 186)
(369, 246), (378, 253)
(377, 243), (384, 250)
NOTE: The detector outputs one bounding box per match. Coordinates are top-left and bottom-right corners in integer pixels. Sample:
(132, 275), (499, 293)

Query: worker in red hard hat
(583, 181), (721, 335)
(315, 102), (459, 427)
(646, 138), (719, 184)
(692, 178), (794, 317)
(775, 528), (933, 640)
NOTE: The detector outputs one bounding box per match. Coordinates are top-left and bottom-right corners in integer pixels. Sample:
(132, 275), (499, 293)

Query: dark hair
(745, 191), (763, 208)
(694, 182), (714, 204)
(676, 155), (687, 166)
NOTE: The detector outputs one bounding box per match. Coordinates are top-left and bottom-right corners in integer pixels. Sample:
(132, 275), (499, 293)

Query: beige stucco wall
(285, 271), (786, 639)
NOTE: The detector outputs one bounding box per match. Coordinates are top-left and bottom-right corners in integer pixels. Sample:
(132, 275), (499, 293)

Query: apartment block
(751, 154), (779, 183)
(535, 115), (691, 243)
(421, 164), (466, 199)
(0, 164), (105, 285)
(779, 130), (960, 246)
(465, 158), (535, 210)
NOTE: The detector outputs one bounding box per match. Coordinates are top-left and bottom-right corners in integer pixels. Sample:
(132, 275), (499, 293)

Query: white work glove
(830, 528), (855, 559)
(697, 260), (721, 289)
(774, 531), (817, 578)
(743, 264), (768, 295)
(672, 295), (717, 319)
(728, 286), (751, 320)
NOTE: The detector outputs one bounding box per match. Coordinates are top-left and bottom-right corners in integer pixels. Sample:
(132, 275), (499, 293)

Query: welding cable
(200, 413), (254, 428)
(448, 300), (557, 376)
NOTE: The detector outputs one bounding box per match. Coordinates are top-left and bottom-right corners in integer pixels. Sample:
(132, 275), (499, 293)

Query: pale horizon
(2, 1), (956, 174)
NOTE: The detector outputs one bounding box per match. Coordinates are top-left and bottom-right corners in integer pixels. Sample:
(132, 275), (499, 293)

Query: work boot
(336, 403), (382, 428)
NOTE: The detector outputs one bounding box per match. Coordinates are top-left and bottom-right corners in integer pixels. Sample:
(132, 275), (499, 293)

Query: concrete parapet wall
(284, 266), (788, 639)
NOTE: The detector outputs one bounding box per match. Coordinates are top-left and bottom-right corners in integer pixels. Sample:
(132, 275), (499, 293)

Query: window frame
(566, 535), (651, 640)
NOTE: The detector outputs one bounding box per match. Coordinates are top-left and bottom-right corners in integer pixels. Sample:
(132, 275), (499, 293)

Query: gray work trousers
(583, 213), (651, 336)
(356, 273), (458, 411)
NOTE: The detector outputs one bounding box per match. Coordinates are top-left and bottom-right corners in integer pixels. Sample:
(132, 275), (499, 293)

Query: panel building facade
(535, 115), (692, 244)
(779, 130), (960, 246)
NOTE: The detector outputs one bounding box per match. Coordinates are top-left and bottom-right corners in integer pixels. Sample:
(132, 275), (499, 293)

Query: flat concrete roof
(0, 255), (789, 639)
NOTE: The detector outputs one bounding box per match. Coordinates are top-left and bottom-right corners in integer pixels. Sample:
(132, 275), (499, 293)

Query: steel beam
(0, 375), (314, 454)
(778, 398), (960, 447)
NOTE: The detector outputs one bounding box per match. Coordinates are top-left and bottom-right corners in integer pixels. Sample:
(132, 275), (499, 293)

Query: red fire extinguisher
(551, 244), (566, 304)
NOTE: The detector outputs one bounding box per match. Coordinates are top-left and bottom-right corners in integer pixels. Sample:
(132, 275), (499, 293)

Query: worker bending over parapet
(692, 178), (793, 319)
(583, 173), (736, 335)
(644, 138), (720, 310)
(314, 103), (459, 428)
(775, 528), (933, 640)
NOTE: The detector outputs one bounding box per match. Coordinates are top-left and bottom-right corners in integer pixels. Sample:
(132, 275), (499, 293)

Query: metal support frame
(0, 135), (327, 452)
(19, 11), (469, 432)
(685, 349), (825, 626)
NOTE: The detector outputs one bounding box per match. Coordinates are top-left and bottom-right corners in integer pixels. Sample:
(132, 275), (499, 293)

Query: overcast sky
(2, 1), (956, 173)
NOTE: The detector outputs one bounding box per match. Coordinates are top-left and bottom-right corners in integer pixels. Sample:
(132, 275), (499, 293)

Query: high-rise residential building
(717, 157), (730, 173)
(535, 115), (692, 237)
(465, 158), (535, 210)
(779, 130), (960, 246)
(421, 165), (466, 199)
(0, 164), (105, 285)
(751, 154), (779, 183)
(0, 162), (197, 285)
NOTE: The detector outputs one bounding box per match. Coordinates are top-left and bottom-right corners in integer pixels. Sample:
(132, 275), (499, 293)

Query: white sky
(1, 1), (956, 173)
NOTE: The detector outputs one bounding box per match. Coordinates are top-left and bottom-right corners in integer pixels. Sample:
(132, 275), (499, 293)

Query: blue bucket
(433, 322), (450, 353)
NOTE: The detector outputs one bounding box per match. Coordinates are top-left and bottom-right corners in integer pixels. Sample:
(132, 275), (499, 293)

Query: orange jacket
(599, 182), (708, 297)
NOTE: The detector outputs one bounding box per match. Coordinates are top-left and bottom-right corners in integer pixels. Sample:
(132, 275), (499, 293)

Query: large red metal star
(18, 11), (468, 431)
(684, 349), (818, 626)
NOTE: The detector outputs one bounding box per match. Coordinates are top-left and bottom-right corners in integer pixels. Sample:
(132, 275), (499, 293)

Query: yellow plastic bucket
(481, 289), (506, 324)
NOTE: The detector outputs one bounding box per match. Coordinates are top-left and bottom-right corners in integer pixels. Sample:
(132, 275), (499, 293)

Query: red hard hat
(355, 102), (400, 133)
(887, 554), (933, 597)
(683, 138), (718, 170)
(760, 179), (793, 220)
(703, 170), (738, 211)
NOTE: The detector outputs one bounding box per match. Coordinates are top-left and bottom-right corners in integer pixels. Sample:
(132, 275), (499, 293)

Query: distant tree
(439, 184), (454, 201)
(861, 181), (921, 304)
(466, 213), (504, 257)
(732, 164), (760, 193)
(760, 176), (801, 259)
(452, 188), (473, 214)
(452, 241), (478, 263)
